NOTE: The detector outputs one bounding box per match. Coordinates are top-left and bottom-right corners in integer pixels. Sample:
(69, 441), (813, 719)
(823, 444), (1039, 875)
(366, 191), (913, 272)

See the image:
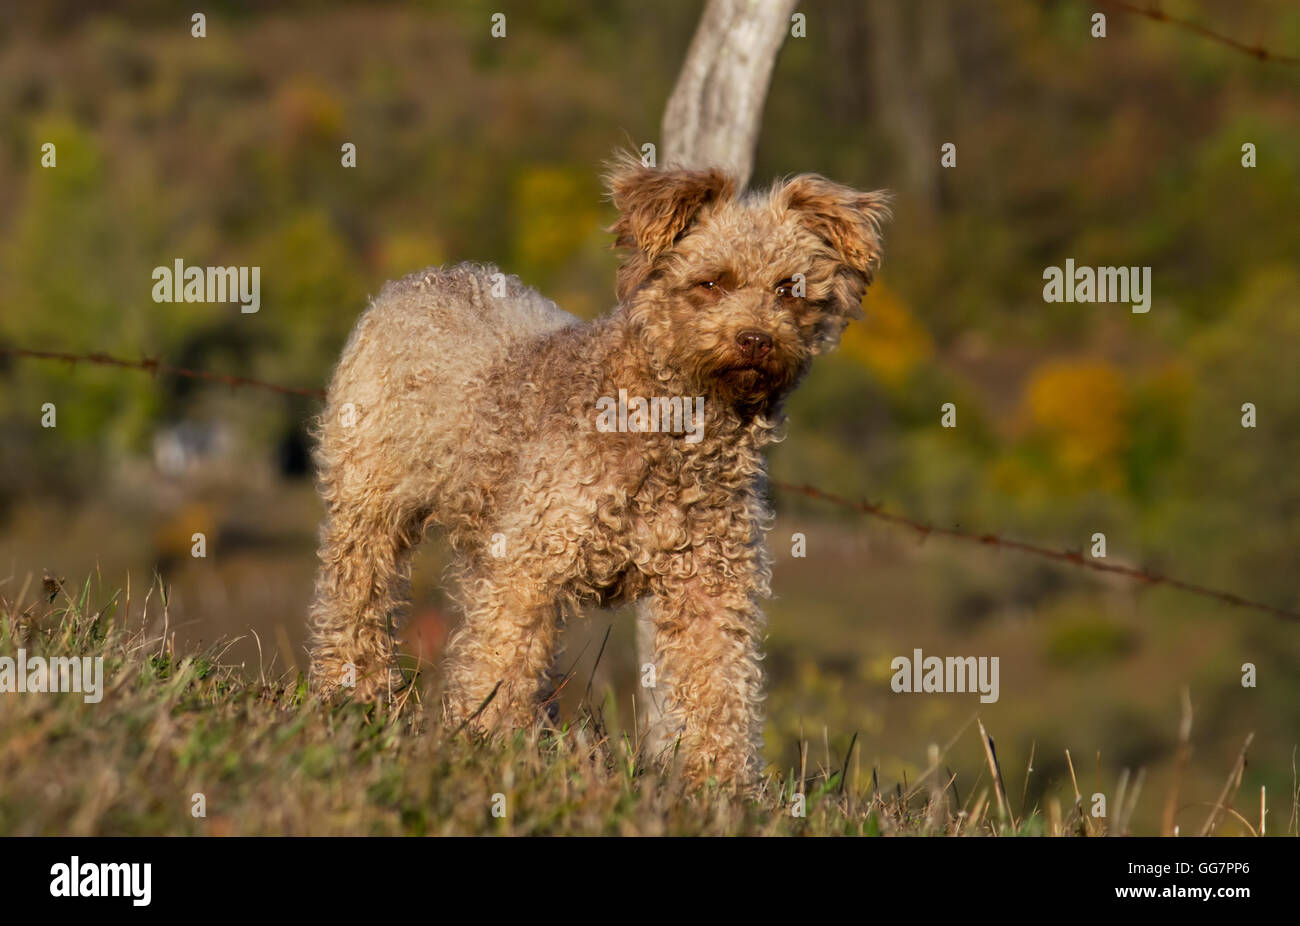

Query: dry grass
(0, 573), (1282, 836)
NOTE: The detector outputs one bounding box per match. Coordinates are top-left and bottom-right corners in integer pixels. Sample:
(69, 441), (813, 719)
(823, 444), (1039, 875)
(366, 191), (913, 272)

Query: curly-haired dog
(308, 158), (889, 787)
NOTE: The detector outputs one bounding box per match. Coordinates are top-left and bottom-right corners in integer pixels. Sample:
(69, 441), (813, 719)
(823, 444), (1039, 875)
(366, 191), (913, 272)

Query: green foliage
(2, 119), (162, 455)
(1044, 615), (1136, 668)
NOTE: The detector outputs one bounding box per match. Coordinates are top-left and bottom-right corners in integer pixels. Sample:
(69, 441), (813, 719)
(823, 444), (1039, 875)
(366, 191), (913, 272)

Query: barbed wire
(774, 481), (1300, 622)
(1095, 0), (1300, 67)
(3, 343), (1297, 622)
(0, 346), (326, 399)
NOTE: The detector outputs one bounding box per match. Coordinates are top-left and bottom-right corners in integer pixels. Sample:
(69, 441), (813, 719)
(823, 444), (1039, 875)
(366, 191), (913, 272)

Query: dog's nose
(736, 329), (773, 361)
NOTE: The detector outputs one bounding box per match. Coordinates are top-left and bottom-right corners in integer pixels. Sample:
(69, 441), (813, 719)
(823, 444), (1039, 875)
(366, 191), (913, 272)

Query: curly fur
(307, 158), (890, 788)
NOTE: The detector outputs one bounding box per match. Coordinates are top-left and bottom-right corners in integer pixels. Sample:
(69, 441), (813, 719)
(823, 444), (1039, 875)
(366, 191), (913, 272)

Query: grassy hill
(1, 574), (1280, 837)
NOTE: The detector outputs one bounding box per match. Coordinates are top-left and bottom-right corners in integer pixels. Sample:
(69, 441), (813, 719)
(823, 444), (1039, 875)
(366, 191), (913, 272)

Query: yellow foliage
(277, 79), (344, 141)
(990, 455), (1036, 494)
(512, 166), (599, 275)
(839, 283), (932, 387)
(377, 230), (446, 279)
(152, 503), (216, 558)
(1024, 359), (1128, 475)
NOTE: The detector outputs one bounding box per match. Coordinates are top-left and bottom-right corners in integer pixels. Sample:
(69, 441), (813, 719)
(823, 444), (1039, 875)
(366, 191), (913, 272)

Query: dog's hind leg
(308, 481), (415, 704)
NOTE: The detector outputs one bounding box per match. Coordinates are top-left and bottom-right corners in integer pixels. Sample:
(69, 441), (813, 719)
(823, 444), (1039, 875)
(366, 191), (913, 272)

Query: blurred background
(1, 0), (1298, 833)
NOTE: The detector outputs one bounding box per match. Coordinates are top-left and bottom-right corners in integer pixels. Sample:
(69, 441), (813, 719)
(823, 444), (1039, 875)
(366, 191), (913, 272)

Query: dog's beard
(699, 353), (805, 415)
(638, 320), (808, 416)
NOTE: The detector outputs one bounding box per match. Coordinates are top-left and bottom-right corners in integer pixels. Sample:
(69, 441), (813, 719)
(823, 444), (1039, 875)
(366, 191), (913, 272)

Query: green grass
(0, 574), (1266, 837)
(0, 575), (1029, 836)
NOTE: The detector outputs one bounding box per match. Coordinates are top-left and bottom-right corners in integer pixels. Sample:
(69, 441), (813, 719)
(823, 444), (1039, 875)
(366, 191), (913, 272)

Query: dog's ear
(780, 174), (892, 286)
(780, 175), (891, 349)
(606, 156), (736, 300)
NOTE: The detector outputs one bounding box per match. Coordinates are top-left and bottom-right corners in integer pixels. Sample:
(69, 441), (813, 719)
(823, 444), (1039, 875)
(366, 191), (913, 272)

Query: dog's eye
(775, 279), (798, 299)
(695, 279), (719, 291)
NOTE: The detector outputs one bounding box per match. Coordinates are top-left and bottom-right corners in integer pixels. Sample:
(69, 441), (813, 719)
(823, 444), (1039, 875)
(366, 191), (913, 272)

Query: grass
(0, 573), (1279, 836)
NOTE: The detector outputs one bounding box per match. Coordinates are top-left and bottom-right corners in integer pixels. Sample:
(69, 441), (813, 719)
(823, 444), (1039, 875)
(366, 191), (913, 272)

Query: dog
(307, 156), (889, 787)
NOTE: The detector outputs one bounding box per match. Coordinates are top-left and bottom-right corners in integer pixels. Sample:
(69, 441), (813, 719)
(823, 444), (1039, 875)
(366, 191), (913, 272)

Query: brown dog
(308, 156), (889, 787)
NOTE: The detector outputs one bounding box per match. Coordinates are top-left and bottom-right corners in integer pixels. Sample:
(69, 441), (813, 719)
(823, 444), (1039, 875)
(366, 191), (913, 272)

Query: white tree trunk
(660, 0), (799, 188)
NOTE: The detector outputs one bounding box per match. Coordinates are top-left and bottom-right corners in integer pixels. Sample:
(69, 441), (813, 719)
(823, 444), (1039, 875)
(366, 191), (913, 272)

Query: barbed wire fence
(1096, 0), (1300, 68)
(3, 343), (1296, 623)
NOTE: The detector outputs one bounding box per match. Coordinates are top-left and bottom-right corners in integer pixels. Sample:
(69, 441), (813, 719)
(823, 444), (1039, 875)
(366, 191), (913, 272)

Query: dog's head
(607, 155), (891, 414)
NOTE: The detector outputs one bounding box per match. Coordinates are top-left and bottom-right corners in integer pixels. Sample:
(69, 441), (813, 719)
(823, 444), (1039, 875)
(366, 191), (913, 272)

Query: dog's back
(315, 262), (578, 518)
(346, 262), (575, 387)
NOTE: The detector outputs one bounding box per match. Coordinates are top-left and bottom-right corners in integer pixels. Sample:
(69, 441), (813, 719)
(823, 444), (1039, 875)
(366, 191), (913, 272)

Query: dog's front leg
(442, 561), (564, 734)
(641, 551), (767, 790)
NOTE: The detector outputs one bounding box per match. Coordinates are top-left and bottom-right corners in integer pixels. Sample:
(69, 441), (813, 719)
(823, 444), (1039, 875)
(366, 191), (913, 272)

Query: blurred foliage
(839, 283), (933, 389)
(1024, 359), (1129, 488)
(1043, 612), (1137, 668)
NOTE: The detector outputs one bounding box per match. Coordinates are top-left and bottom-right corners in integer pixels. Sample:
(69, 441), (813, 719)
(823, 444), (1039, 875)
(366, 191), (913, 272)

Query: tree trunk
(660, 0), (799, 188)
